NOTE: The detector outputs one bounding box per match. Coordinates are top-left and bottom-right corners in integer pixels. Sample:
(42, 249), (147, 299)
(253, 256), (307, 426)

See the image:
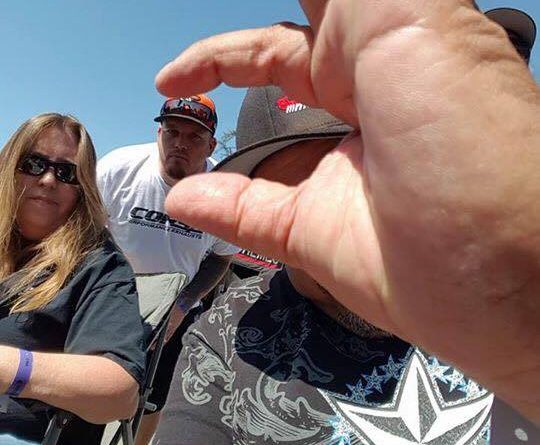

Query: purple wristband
(5, 349), (33, 397)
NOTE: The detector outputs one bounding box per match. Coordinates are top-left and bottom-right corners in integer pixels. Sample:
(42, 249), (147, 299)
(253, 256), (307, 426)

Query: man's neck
(158, 160), (207, 187)
(158, 163), (179, 187)
(285, 266), (391, 338)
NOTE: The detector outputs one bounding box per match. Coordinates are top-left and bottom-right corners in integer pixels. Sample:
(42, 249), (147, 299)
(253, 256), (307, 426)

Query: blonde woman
(0, 113), (145, 445)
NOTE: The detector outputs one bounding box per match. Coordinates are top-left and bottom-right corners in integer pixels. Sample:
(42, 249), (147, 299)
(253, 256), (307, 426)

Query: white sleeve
(96, 154), (114, 209)
(211, 237), (241, 256)
(96, 161), (106, 195)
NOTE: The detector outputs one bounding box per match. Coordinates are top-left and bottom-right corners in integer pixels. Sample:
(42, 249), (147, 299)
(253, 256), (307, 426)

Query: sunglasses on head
(17, 154), (79, 185)
(161, 99), (216, 130)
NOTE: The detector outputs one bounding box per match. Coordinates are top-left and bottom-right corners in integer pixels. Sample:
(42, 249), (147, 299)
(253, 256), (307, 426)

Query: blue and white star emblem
(362, 368), (386, 394)
(323, 352), (493, 444)
(426, 357), (451, 385)
(379, 354), (405, 383)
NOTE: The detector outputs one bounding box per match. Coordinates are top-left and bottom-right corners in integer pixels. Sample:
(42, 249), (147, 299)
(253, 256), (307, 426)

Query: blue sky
(0, 0), (537, 159)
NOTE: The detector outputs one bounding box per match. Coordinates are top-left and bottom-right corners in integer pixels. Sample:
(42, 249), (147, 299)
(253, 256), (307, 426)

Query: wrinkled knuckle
(263, 22), (311, 48)
(260, 24), (283, 50)
(258, 23), (312, 79)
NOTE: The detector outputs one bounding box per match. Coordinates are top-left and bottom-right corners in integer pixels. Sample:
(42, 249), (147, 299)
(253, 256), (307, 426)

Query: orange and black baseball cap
(154, 94), (218, 134)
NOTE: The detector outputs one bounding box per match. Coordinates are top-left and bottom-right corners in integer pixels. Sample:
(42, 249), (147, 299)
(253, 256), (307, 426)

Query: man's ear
(157, 126), (162, 137)
(207, 137), (217, 156)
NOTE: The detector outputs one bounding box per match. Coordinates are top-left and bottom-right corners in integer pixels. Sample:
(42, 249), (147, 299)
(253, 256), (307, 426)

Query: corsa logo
(129, 207), (202, 234)
(276, 96), (307, 114)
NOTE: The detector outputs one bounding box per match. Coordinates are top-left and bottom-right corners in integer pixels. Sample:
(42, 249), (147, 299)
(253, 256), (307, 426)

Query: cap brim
(154, 114), (214, 134)
(214, 128), (351, 176)
(486, 8), (537, 49)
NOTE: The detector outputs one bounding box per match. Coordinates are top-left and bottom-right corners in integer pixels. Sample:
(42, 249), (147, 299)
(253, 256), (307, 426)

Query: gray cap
(486, 8), (536, 50)
(214, 86), (352, 175)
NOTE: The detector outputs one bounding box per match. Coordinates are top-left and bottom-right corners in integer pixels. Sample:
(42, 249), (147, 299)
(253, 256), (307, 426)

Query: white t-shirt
(97, 142), (238, 281)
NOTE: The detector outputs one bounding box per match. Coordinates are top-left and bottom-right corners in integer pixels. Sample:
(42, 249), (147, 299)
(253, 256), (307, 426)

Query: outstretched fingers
(155, 23), (318, 110)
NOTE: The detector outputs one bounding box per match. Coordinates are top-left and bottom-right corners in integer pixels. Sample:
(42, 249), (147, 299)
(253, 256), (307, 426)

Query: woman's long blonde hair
(0, 113), (107, 313)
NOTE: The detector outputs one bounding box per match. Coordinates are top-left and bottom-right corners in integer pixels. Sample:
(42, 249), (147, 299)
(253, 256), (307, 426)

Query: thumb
(165, 172), (301, 264)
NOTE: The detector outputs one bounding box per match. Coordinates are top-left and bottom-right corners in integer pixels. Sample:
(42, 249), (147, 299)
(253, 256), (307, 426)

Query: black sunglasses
(161, 99), (216, 130)
(17, 154), (79, 185)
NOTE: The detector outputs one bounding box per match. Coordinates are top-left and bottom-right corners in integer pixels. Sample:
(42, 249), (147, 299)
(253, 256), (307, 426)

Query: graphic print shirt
(156, 271), (498, 445)
(97, 143), (239, 279)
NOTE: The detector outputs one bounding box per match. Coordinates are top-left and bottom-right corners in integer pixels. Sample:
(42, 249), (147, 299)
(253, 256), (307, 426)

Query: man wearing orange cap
(97, 94), (238, 444)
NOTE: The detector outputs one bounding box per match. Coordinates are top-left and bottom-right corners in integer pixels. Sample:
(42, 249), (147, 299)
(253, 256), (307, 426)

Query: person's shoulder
(183, 271), (294, 364)
(225, 271), (277, 299)
(97, 142), (157, 175)
(181, 276), (270, 359)
(194, 271), (284, 332)
(206, 156), (218, 171)
(75, 235), (136, 287)
(207, 233), (241, 254)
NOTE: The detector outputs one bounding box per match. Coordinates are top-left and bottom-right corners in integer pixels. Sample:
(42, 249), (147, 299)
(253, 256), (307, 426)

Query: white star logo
(324, 352), (493, 445)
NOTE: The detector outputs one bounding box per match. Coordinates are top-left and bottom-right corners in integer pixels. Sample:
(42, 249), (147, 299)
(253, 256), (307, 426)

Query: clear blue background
(0, 1), (536, 158)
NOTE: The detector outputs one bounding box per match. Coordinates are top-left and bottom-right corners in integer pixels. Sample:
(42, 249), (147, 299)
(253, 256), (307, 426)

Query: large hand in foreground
(157, 0), (540, 421)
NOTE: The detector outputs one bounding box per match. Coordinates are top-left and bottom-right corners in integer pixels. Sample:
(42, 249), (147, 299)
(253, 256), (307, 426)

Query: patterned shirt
(156, 270), (505, 445)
